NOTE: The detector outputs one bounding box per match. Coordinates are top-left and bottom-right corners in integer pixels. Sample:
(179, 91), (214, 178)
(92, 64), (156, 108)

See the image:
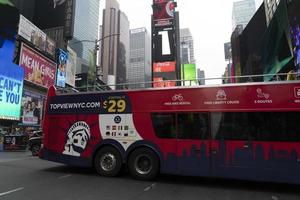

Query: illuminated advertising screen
(56, 49), (68, 87)
(21, 90), (44, 125)
(66, 46), (76, 87)
(153, 61), (176, 72)
(152, 25), (176, 62)
(287, 0), (300, 68)
(181, 64), (196, 85)
(153, 0), (175, 27)
(153, 71), (177, 88)
(18, 15), (47, 52)
(19, 43), (57, 88)
(0, 39), (24, 120)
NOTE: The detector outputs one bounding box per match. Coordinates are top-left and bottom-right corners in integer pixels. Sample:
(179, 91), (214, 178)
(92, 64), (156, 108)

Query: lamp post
(69, 33), (120, 87)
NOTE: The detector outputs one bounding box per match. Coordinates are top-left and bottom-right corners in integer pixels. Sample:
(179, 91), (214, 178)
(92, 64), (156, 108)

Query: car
(28, 130), (43, 156)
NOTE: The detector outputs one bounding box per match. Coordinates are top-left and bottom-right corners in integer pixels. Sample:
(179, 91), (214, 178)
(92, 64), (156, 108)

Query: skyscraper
(116, 11), (130, 87)
(128, 28), (152, 89)
(232, 0), (256, 30)
(69, 0), (100, 61)
(100, 0), (130, 88)
(100, 0), (119, 87)
(180, 28), (195, 64)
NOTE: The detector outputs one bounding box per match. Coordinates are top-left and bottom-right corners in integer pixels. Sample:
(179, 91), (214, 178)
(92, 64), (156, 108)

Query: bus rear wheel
(128, 148), (159, 181)
(94, 146), (122, 177)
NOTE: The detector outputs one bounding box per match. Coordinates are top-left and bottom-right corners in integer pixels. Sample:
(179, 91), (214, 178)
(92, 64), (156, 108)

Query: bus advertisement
(40, 81), (300, 184)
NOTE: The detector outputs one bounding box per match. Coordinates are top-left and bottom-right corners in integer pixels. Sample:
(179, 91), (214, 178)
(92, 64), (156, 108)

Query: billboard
(153, 0), (175, 27)
(153, 61), (176, 72)
(66, 46), (76, 87)
(287, 0), (300, 69)
(34, 0), (76, 39)
(19, 43), (57, 88)
(152, 25), (176, 62)
(21, 90), (44, 126)
(0, 39), (24, 120)
(181, 63), (196, 86)
(18, 15), (47, 52)
(56, 49), (68, 87)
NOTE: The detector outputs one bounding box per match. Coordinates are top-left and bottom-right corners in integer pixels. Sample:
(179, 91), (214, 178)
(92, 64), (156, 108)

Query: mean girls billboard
(19, 43), (57, 88)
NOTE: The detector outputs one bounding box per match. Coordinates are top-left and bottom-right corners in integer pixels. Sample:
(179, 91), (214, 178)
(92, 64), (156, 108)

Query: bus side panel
(211, 140), (300, 184)
(41, 114), (101, 166)
(132, 113), (178, 174)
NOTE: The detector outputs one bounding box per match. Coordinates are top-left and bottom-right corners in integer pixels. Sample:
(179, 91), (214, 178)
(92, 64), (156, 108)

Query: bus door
(176, 112), (211, 177)
(210, 112), (258, 180)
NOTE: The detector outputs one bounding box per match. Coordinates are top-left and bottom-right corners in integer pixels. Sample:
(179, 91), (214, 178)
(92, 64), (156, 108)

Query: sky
(101, 0), (264, 83)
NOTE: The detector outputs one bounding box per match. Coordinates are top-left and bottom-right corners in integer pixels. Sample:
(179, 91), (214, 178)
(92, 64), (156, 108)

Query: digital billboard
(0, 39), (24, 120)
(153, 0), (175, 27)
(152, 0), (178, 88)
(66, 46), (76, 87)
(287, 0), (300, 69)
(152, 25), (176, 62)
(18, 15), (47, 52)
(153, 61), (176, 72)
(21, 90), (44, 126)
(56, 49), (68, 87)
(181, 63), (196, 86)
(19, 43), (57, 88)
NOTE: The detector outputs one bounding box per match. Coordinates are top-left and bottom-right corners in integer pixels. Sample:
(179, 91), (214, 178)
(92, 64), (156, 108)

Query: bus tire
(128, 148), (159, 181)
(94, 146), (122, 177)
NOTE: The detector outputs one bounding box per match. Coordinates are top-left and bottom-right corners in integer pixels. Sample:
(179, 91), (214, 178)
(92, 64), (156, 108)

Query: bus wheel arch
(127, 146), (160, 181)
(93, 145), (123, 177)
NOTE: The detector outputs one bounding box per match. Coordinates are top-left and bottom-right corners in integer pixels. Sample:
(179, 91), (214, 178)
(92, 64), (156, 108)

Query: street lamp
(69, 33), (120, 88)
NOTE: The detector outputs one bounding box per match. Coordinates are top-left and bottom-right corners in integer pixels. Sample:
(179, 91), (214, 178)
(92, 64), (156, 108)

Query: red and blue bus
(40, 81), (300, 184)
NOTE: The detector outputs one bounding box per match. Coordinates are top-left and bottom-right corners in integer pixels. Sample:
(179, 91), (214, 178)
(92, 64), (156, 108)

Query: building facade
(69, 0), (100, 61)
(128, 27), (152, 89)
(180, 28), (195, 64)
(116, 11), (130, 88)
(100, 0), (130, 88)
(100, 0), (120, 87)
(232, 0), (256, 30)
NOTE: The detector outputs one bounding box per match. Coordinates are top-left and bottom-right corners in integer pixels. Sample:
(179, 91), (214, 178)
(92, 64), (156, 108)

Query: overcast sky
(101, 0), (264, 83)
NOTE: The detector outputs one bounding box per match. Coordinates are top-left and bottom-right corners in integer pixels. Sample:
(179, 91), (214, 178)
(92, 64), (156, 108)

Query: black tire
(128, 148), (159, 181)
(31, 144), (41, 156)
(94, 146), (122, 177)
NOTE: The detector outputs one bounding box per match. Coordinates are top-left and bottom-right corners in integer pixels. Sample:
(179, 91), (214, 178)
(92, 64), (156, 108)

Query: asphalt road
(0, 151), (300, 200)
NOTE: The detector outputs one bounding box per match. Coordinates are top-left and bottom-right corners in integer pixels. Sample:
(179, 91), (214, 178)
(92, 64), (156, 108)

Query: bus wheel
(94, 146), (122, 177)
(128, 148), (159, 181)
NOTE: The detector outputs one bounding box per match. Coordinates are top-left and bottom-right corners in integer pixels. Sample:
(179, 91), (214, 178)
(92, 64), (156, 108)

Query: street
(0, 151), (300, 200)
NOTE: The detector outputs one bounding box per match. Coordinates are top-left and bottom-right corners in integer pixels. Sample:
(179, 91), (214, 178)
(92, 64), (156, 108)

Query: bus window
(151, 113), (176, 139)
(212, 112), (249, 140)
(248, 112), (300, 142)
(177, 113), (209, 140)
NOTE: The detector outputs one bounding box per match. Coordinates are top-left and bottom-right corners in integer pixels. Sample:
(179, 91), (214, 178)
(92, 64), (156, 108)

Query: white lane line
(144, 183), (156, 192)
(0, 187), (24, 197)
(58, 174), (71, 179)
(0, 157), (35, 163)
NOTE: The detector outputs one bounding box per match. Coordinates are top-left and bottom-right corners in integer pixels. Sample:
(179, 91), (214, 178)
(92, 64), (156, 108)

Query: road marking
(144, 183), (156, 192)
(58, 174), (71, 179)
(0, 157), (35, 163)
(0, 187), (24, 197)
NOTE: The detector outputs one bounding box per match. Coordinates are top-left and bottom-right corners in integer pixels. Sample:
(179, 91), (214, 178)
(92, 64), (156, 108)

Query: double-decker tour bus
(40, 80), (300, 184)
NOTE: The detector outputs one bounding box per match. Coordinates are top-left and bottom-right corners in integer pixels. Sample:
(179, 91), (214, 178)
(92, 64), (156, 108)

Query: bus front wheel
(94, 146), (122, 177)
(128, 148), (159, 181)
